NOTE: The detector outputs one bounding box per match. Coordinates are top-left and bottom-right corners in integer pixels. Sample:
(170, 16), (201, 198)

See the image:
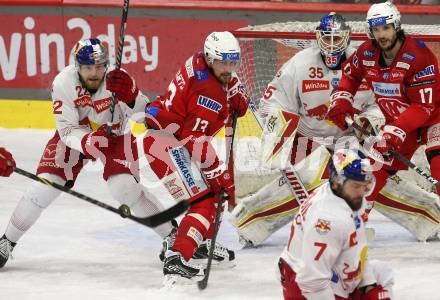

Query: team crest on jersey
(402, 53), (415, 62)
(302, 80), (329, 93)
(315, 218), (331, 234)
(383, 73), (390, 80)
(197, 95), (223, 113)
(266, 115), (278, 133)
(413, 65), (435, 81)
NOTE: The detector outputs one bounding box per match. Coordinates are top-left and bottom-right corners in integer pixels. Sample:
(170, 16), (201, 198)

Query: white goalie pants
(4, 173), (172, 243)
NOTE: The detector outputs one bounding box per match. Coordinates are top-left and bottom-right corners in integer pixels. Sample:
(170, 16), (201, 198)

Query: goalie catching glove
(203, 162), (235, 206)
(326, 90), (355, 130)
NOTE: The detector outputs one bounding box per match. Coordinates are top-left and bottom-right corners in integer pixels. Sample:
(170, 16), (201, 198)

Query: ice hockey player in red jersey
(0, 148), (15, 177)
(278, 149), (393, 300)
(142, 31), (249, 284)
(327, 1), (440, 202)
(0, 38), (174, 268)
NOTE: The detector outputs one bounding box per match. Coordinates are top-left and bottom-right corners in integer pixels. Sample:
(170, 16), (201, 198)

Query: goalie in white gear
(278, 149), (393, 300)
(0, 38), (175, 268)
(231, 11), (440, 247)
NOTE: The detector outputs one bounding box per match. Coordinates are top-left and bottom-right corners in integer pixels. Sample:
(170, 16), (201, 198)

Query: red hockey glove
(203, 162), (235, 205)
(106, 69), (139, 104)
(0, 147), (16, 177)
(326, 91), (355, 130)
(361, 285), (391, 300)
(81, 125), (117, 161)
(373, 125), (406, 155)
(227, 77), (249, 117)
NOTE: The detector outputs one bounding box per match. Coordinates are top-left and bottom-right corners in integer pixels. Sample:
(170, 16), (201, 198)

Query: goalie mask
(330, 149), (375, 194)
(366, 1), (401, 39)
(204, 31), (241, 70)
(316, 12), (350, 69)
(73, 38), (109, 67)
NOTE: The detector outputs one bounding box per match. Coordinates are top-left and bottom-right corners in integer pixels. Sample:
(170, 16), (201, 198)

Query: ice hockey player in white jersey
(0, 38), (174, 268)
(278, 149), (393, 300)
(231, 12), (383, 246)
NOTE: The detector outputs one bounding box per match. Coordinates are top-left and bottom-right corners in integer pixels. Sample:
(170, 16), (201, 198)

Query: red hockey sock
(172, 198), (217, 261)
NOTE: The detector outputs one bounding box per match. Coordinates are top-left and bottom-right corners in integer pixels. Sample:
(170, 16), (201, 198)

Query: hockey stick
(107, 0), (130, 134)
(248, 99), (309, 204)
(198, 112), (238, 291)
(345, 116), (440, 189)
(0, 149), (190, 228)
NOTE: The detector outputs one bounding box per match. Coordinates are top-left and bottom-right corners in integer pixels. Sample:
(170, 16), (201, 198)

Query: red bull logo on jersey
(315, 218), (331, 234)
(302, 80), (329, 93)
(197, 95), (223, 113)
(342, 261), (362, 282)
(305, 103), (329, 121)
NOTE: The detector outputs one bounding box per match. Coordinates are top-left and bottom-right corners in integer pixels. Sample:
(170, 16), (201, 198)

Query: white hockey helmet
(366, 1), (401, 39)
(204, 31), (241, 66)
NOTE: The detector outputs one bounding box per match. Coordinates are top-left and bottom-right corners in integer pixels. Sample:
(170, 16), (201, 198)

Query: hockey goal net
(231, 21), (440, 198)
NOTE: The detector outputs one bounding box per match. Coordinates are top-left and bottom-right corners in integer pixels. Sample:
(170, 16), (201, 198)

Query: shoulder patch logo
(363, 50), (374, 58)
(195, 70), (208, 81)
(402, 53), (415, 62)
(315, 218), (331, 235)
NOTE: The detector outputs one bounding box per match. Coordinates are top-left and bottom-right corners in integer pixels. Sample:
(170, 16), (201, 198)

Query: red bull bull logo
(305, 103), (329, 121)
(315, 218), (331, 234)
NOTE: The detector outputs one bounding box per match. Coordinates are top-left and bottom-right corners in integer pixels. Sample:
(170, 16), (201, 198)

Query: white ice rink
(1, 128), (440, 300)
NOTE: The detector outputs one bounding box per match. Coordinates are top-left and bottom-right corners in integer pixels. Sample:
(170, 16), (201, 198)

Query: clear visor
(316, 30), (350, 55)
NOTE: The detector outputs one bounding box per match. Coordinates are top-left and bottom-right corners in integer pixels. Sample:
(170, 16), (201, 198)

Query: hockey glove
(361, 285), (391, 300)
(0, 147), (16, 177)
(106, 69), (139, 105)
(227, 77), (249, 117)
(81, 125), (117, 161)
(373, 125), (406, 156)
(326, 91), (355, 130)
(203, 162), (235, 205)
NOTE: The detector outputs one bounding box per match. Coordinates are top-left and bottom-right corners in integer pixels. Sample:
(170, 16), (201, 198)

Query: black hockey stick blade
(129, 200), (190, 228)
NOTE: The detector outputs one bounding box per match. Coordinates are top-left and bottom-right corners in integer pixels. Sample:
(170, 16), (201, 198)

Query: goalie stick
(107, 0), (130, 134)
(248, 99), (309, 204)
(345, 115), (440, 189)
(198, 112), (238, 291)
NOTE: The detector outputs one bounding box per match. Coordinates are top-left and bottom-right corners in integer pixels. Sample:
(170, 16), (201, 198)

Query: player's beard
(377, 34), (398, 52)
(218, 72), (232, 85)
(333, 184), (363, 211)
(84, 77), (103, 93)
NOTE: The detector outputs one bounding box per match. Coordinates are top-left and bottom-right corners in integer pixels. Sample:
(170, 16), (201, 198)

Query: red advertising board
(0, 14), (248, 93)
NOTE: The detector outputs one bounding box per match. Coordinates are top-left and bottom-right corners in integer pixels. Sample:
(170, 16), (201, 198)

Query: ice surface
(1, 129), (439, 300)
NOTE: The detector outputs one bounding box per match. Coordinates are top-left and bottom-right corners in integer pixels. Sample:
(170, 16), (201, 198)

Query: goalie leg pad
(373, 173), (440, 241)
(230, 175), (299, 246)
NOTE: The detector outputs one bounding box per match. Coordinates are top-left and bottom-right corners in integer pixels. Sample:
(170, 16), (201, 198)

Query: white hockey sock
(107, 174), (173, 238)
(5, 173), (64, 243)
